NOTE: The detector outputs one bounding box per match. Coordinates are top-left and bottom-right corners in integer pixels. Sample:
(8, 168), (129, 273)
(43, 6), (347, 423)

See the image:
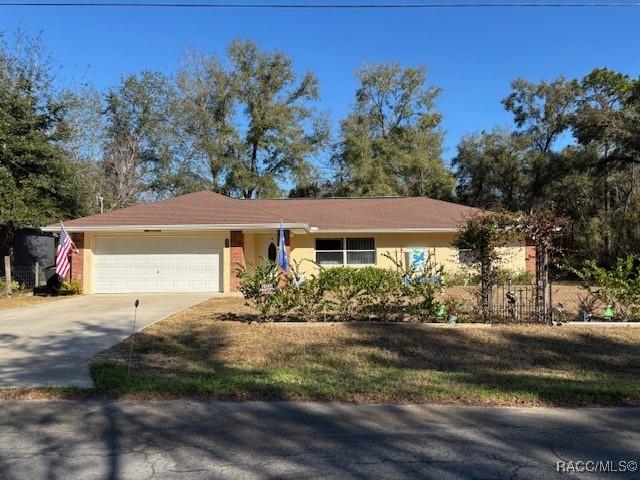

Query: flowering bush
(237, 258), (446, 322)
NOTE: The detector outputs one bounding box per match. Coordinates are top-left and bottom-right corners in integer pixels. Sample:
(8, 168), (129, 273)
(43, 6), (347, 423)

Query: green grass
(84, 297), (640, 405)
(89, 361), (640, 406)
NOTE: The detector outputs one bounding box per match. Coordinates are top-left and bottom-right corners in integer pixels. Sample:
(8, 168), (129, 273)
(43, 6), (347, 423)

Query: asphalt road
(0, 401), (638, 479)
(0, 294), (212, 387)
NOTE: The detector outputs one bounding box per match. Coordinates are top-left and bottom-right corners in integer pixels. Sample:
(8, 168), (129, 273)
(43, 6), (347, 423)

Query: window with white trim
(315, 238), (376, 265)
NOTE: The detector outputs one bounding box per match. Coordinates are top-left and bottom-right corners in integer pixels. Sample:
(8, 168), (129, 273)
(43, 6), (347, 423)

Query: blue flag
(278, 225), (289, 272)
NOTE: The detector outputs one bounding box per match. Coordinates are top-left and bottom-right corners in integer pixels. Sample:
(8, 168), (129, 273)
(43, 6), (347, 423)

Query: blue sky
(1, 1), (639, 171)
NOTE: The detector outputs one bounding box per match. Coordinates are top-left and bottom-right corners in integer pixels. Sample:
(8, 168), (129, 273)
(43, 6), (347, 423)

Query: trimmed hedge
(237, 259), (460, 323)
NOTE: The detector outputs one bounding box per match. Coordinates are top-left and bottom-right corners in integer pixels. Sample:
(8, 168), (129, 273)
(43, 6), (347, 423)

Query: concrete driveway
(0, 294), (212, 387)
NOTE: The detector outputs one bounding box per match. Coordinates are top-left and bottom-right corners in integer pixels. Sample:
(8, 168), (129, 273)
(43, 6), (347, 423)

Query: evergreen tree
(0, 40), (86, 260)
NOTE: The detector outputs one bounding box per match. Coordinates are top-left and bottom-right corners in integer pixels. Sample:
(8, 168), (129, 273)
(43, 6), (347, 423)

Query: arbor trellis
(454, 209), (567, 323)
(518, 208), (568, 324)
(452, 211), (519, 321)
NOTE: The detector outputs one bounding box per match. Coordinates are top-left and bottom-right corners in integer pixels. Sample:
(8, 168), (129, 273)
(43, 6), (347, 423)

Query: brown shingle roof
(50, 191), (301, 230)
(47, 190), (480, 231)
(249, 197), (479, 230)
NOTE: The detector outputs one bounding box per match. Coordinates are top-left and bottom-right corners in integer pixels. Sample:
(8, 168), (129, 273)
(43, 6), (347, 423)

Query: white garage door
(93, 236), (223, 293)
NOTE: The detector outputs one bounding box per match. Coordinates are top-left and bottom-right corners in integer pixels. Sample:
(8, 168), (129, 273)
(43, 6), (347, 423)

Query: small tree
(453, 212), (518, 319)
(573, 255), (640, 321)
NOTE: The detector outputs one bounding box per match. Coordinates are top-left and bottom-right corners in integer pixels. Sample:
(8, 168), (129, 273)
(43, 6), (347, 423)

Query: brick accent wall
(70, 233), (84, 287)
(230, 231), (245, 292)
(525, 242), (536, 276)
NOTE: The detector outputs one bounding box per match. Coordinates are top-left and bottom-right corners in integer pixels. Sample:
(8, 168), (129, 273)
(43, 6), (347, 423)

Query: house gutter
(308, 227), (461, 233)
(41, 223), (311, 233)
(41, 224), (461, 234)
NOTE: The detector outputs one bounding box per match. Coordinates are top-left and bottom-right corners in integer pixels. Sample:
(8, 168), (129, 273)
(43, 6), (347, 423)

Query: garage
(92, 236), (223, 294)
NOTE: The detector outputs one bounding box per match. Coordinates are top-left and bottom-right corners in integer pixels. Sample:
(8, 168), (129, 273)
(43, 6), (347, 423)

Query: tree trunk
(2, 221), (15, 268)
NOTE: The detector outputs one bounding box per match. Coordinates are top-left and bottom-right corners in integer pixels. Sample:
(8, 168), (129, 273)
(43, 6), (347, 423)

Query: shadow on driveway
(0, 294), (212, 387)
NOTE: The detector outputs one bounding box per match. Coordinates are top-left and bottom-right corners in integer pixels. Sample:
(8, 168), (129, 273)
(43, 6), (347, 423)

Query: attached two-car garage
(92, 236), (223, 294)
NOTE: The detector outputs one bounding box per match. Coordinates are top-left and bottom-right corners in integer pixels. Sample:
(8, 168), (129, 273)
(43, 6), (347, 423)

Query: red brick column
(525, 241), (536, 276)
(70, 233), (84, 286)
(230, 231), (245, 292)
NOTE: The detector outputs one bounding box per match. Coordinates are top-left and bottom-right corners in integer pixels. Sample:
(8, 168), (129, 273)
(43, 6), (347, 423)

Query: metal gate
(488, 284), (549, 324)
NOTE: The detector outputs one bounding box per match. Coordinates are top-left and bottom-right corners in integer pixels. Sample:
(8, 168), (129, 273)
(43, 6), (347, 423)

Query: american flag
(55, 223), (73, 279)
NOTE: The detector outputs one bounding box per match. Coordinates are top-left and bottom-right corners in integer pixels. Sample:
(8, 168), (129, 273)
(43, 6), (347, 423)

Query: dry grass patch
(444, 282), (585, 317)
(0, 295), (63, 311)
(89, 296), (640, 406)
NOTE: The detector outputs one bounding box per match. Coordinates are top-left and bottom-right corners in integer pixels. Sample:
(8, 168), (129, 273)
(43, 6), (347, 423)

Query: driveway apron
(0, 294), (212, 387)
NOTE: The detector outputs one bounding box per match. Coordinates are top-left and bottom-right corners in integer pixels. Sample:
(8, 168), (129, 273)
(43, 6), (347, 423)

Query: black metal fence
(488, 283), (547, 324)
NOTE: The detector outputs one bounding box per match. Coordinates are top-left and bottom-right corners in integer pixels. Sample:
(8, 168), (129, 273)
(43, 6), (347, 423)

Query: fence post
(34, 263), (40, 288)
(3, 256), (11, 295)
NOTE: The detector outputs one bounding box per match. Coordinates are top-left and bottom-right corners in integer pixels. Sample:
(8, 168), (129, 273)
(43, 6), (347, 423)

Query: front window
(315, 237), (376, 265)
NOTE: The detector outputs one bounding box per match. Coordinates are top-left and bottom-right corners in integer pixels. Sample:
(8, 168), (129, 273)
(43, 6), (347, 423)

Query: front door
(257, 233), (278, 264)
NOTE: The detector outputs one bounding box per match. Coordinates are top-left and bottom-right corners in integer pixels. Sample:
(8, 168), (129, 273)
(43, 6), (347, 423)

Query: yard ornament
(127, 299), (140, 376)
(603, 304), (615, 320)
(409, 248), (428, 272)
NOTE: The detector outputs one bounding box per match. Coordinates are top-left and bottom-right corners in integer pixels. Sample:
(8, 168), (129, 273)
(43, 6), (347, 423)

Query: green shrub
(0, 277), (21, 296)
(384, 253), (444, 322)
(443, 270), (479, 286)
(288, 261), (327, 322)
(238, 257), (449, 323)
(59, 279), (82, 296)
(494, 268), (533, 286)
(360, 267), (405, 320)
(573, 255), (640, 321)
(236, 261), (293, 322)
(320, 267), (368, 320)
(403, 275), (442, 321)
(445, 269), (531, 287)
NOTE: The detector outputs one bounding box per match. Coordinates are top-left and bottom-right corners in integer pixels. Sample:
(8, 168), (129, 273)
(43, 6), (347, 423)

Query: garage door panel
(93, 236), (223, 293)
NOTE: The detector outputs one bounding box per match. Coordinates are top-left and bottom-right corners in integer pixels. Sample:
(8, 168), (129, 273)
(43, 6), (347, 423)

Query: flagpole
(60, 221), (79, 253)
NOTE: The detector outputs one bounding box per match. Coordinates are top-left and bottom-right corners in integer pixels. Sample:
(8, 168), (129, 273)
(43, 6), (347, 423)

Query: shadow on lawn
(92, 320), (640, 406)
(91, 323), (302, 401)
(337, 324), (640, 405)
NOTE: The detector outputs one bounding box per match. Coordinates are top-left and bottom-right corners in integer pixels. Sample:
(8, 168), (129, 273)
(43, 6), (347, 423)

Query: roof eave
(41, 224), (461, 234)
(41, 223), (311, 233)
(308, 227), (461, 233)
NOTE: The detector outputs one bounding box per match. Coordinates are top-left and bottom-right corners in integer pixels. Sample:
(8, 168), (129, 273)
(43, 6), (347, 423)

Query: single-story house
(42, 191), (534, 294)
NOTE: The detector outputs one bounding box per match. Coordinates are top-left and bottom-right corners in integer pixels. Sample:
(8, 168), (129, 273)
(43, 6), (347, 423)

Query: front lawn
(89, 297), (640, 406)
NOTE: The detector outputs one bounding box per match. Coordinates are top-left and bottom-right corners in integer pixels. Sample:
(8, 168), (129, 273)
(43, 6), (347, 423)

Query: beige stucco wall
(79, 229), (526, 294)
(243, 231), (285, 271)
(288, 232), (526, 278)
(82, 231), (231, 295)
